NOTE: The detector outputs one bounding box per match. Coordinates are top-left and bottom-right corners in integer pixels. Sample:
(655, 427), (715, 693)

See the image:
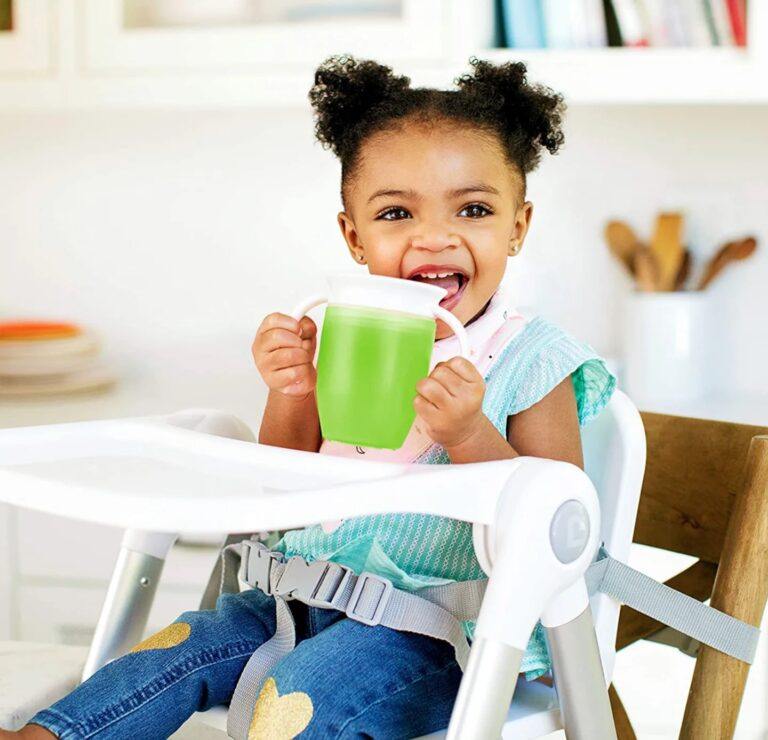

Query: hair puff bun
(455, 57), (565, 173)
(309, 54), (411, 160)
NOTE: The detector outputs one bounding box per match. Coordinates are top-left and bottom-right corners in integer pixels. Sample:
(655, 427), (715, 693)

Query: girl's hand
(414, 357), (486, 449)
(252, 312), (318, 398)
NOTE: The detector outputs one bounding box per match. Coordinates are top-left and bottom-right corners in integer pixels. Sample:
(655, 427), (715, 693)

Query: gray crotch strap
(223, 539), (485, 740)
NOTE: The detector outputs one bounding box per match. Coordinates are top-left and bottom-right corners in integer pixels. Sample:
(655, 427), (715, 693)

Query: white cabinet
(80, 0), (465, 71)
(0, 0), (53, 74)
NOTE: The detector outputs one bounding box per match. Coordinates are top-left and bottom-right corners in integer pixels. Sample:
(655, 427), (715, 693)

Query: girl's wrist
(259, 388), (320, 452)
(443, 414), (491, 459)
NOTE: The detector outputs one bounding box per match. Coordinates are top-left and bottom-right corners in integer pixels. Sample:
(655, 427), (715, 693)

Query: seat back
(580, 390), (647, 682)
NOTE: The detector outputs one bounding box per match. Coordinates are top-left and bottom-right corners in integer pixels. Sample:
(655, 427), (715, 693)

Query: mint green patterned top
(273, 316), (616, 678)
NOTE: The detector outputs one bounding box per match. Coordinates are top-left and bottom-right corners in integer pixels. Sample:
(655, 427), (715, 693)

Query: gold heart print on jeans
(249, 677), (314, 739)
(129, 622), (191, 653)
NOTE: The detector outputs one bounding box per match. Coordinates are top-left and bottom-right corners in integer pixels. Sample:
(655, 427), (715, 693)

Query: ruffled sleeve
(496, 317), (616, 427)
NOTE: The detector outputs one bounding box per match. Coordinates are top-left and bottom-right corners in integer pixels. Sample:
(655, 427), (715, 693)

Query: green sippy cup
(291, 273), (470, 450)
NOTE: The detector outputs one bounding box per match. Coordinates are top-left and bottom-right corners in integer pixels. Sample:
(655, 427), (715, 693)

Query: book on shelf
(497, 0), (748, 49)
(500, 0), (546, 49)
(710, 0), (736, 45)
(612, 0), (649, 46)
(602, 0), (624, 46)
(725, 0), (747, 46)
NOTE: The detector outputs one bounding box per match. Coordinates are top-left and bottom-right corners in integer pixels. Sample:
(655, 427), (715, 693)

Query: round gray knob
(550, 500), (590, 563)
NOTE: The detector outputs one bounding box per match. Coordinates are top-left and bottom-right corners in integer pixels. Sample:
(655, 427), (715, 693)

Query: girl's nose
(410, 229), (460, 252)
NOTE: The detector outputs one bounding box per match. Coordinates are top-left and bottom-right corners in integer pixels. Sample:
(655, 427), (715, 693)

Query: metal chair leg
(446, 638), (523, 739)
(546, 605), (617, 740)
(82, 529), (177, 680)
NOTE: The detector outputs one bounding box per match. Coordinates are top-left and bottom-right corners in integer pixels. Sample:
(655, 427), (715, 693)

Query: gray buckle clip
(345, 571), (393, 626)
(306, 563), (353, 610)
(273, 557), (352, 609)
(240, 540), (284, 595)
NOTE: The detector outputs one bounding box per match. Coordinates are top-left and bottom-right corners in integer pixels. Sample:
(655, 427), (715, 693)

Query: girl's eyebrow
(367, 183), (500, 205)
(368, 190), (421, 203)
(450, 184), (501, 198)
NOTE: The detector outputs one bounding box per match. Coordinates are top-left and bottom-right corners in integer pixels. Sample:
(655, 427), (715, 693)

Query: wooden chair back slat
(611, 413), (768, 740)
(680, 435), (768, 738)
(634, 413), (768, 562)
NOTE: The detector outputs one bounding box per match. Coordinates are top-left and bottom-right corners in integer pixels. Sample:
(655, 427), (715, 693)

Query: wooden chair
(608, 411), (768, 739)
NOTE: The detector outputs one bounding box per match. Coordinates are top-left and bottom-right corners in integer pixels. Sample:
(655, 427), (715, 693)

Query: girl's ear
(508, 201), (534, 256)
(337, 211), (366, 263)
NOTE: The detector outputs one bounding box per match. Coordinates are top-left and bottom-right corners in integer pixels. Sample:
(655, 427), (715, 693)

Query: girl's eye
(378, 207), (410, 221)
(459, 203), (493, 218)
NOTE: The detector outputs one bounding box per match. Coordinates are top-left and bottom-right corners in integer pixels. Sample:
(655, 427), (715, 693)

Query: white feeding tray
(0, 413), (521, 533)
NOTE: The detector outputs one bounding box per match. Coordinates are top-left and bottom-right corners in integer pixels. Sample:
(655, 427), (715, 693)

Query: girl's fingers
(297, 316), (317, 339)
(272, 363), (316, 390)
(259, 328), (303, 352)
(281, 376), (315, 396)
(415, 377), (452, 408)
(429, 364), (465, 397)
(444, 357), (481, 383)
(264, 347), (311, 371)
(414, 393), (439, 415)
(258, 313), (300, 335)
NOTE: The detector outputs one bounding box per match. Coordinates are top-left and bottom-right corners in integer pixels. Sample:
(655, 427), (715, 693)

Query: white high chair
(0, 390), (645, 739)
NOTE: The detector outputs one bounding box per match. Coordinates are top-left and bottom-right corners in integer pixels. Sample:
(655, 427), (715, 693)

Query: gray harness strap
(221, 539), (485, 740)
(586, 551), (760, 665)
(227, 593), (297, 740)
(211, 538), (760, 739)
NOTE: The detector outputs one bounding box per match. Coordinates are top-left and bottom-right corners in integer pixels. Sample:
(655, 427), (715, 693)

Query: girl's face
(338, 120), (533, 339)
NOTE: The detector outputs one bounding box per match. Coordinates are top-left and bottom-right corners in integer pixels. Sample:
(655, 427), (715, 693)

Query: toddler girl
(4, 55), (615, 740)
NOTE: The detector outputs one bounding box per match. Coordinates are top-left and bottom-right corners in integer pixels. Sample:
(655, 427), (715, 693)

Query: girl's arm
(444, 377), (583, 467)
(252, 311), (322, 453)
(258, 389), (322, 452)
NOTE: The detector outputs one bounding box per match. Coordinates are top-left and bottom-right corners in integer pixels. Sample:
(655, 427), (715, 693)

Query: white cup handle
(290, 294), (328, 321)
(433, 306), (471, 359)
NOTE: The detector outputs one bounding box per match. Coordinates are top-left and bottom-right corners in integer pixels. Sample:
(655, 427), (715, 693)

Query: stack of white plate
(0, 321), (116, 398)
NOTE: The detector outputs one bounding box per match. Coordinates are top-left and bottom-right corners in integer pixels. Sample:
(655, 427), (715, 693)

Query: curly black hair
(309, 54), (565, 207)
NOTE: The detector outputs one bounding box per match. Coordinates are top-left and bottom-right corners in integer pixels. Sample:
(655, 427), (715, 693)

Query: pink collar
(430, 285), (525, 377)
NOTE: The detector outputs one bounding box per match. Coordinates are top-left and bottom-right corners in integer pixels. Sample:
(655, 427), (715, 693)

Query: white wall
(2, 105), (767, 408)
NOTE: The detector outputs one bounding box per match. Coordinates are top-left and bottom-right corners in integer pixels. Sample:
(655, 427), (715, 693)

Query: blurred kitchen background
(1, 1), (767, 737)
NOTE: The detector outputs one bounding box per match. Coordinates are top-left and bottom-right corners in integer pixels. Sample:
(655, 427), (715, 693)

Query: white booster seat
(0, 390), (758, 738)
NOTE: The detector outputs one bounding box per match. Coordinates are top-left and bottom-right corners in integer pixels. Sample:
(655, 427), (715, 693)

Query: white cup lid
(326, 272), (446, 318)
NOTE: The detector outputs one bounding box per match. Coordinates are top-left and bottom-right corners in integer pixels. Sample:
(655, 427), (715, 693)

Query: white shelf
(473, 46), (767, 104)
(0, 0), (766, 108)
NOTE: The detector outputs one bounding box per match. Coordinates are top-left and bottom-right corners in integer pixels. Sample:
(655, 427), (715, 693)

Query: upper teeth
(417, 271), (457, 278)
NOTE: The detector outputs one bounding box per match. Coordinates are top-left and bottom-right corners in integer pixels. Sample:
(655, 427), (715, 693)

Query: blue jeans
(31, 588), (462, 739)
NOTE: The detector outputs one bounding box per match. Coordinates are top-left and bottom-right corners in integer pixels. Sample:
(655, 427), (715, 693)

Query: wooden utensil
(650, 212), (685, 291)
(697, 236), (757, 290)
(605, 220), (641, 277)
(633, 245), (660, 291)
(673, 249), (692, 291)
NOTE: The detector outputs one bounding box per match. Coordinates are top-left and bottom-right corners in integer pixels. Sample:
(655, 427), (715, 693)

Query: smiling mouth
(406, 269), (469, 310)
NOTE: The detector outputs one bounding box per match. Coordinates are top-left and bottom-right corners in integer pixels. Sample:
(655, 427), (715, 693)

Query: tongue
(414, 274), (460, 297)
